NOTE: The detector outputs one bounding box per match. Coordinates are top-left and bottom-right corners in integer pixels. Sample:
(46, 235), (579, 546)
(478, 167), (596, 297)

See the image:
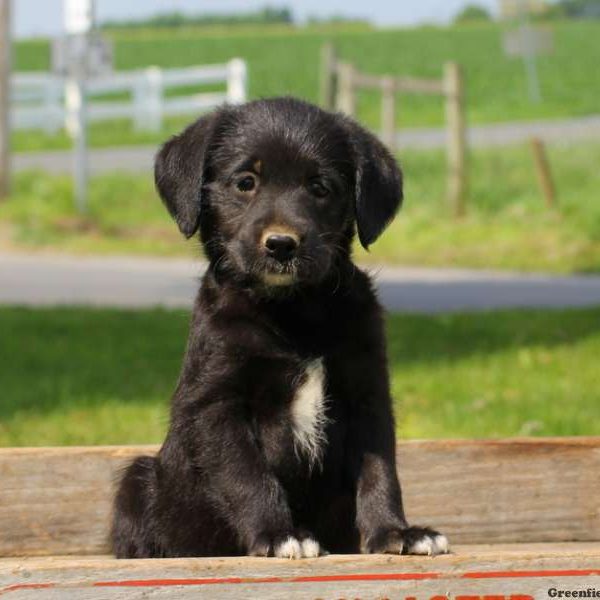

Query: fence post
(319, 42), (337, 111)
(381, 76), (396, 153)
(0, 0), (10, 200)
(134, 67), (162, 132)
(444, 62), (467, 218)
(226, 58), (247, 104)
(44, 76), (63, 134)
(64, 79), (80, 139)
(530, 137), (556, 209)
(336, 62), (356, 117)
(64, 75), (88, 214)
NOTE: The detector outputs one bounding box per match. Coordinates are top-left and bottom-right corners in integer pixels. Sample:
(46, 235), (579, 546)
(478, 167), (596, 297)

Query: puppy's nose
(264, 234), (298, 262)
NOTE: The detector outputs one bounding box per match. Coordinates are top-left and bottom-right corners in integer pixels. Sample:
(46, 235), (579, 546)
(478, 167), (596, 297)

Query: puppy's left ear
(154, 109), (227, 238)
(345, 120), (403, 249)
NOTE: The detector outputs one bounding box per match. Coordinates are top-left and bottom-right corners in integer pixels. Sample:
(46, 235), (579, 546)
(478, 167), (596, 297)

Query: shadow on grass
(0, 307), (189, 423)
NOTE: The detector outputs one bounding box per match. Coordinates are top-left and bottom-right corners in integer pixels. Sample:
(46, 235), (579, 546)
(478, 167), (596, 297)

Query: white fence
(11, 58), (247, 135)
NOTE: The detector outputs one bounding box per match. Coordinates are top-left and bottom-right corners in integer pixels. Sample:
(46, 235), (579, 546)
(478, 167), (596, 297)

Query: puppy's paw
(402, 526), (449, 556)
(274, 536), (303, 559)
(300, 536), (322, 558)
(248, 532), (325, 559)
(295, 529), (326, 558)
(364, 526), (449, 556)
(364, 528), (405, 555)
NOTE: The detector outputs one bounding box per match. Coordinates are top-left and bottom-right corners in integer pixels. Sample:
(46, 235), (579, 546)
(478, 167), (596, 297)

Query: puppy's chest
(255, 357), (330, 469)
(289, 358), (329, 466)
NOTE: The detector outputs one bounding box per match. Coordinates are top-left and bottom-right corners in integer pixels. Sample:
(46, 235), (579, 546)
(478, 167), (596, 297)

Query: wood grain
(1, 543), (599, 599)
(0, 438), (598, 557)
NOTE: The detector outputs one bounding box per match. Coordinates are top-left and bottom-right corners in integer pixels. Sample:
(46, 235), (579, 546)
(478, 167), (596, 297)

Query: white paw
(407, 533), (450, 556)
(274, 536), (303, 559)
(433, 534), (449, 554)
(300, 537), (321, 558)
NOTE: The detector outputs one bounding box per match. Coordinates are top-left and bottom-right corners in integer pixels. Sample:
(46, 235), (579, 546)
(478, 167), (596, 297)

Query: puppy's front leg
(348, 326), (449, 556)
(354, 427), (448, 556)
(184, 399), (312, 558)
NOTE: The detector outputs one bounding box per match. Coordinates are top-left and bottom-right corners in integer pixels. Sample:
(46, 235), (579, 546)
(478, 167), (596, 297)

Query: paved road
(2, 254), (600, 314)
(13, 115), (600, 175)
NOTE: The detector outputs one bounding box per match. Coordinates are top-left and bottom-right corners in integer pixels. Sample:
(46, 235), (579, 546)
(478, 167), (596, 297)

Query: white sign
(64, 0), (94, 34)
(503, 27), (554, 57)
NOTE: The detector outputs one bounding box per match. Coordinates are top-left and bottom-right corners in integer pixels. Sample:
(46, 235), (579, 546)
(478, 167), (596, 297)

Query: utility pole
(518, 1), (542, 103)
(0, 0), (10, 200)
(64, 0), (95, 214)
(500, 0), (548, 104)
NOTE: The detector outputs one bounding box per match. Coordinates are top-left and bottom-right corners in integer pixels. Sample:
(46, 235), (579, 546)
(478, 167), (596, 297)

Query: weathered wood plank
(1, 544), (599, 599)
(398, 438), (600, 545)
(0, 446), (155, 558)
(0, 438), (598, 557)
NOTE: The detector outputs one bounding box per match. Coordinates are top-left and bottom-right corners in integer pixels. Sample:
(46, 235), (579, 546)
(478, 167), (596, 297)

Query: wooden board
(1, 543), (599, 599)
(0, 438), (598, 557)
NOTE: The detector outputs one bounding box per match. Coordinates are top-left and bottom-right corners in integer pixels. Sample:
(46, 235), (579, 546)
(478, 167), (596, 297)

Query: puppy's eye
(236, 175), (257, 193)
(308, 180), (329, 198)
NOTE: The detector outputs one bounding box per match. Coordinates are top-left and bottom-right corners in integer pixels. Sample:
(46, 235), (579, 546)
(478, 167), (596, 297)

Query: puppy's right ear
(154, 110), (225, 238)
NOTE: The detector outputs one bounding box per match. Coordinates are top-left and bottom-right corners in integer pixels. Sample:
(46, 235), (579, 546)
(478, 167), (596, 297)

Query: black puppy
(111, 97), (448, 559)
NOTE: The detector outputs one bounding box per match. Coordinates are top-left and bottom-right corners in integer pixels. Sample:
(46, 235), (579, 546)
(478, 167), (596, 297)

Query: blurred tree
(306, 14), (371, 26)
(102, 5), (294, 30)
(454, 4), (493, 23)
(547, 0), (600, 18)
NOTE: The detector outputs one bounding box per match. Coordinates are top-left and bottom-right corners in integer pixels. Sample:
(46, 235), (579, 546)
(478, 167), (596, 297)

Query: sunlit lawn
(1, 306), (598, 446)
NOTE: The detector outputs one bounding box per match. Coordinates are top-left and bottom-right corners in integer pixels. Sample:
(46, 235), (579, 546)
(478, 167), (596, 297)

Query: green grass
(0, 170), (192, 256)
(2, 140), (600, 273)
(11, 20), (600, 151)
(356, 141), (600, 272)
(1, 306), (598, 446)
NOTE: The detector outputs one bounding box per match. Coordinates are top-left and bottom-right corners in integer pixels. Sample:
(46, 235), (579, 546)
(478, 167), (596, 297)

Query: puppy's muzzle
(261, 230), (299, 263)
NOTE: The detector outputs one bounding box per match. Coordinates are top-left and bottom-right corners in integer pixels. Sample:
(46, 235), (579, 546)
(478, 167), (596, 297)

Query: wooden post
(0, 0), (10, 200)
(530, 137), (557, 209)
(319, 42), (337, 111)
(381, 76), (396, 153)
(444, 62), (467, 218)
(336, 62), (356, 117)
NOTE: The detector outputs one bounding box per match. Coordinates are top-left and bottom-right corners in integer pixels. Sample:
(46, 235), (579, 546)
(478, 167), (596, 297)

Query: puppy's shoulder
(339, 265), (382, 313)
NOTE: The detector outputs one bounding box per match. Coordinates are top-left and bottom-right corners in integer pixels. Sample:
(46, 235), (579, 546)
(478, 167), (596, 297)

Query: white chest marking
(290, 358), (328, 467)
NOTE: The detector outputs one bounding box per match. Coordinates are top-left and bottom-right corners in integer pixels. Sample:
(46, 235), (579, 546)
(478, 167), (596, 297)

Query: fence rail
(320, 43), (468, 217)
(10, 58), (247, 135)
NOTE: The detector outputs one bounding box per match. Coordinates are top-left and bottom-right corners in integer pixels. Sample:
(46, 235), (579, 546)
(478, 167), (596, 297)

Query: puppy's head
(155, 97), (402, 290)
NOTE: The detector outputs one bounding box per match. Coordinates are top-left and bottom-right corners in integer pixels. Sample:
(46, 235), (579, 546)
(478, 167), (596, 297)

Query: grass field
(2, 140), (600, 272)
(1, 305), (598, 446)
(11, 20), (600, 151)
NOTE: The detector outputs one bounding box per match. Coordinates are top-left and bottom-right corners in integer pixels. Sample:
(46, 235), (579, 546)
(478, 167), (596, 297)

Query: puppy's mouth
(260, 257), (298, 287)
(227, 241), (329, 290)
